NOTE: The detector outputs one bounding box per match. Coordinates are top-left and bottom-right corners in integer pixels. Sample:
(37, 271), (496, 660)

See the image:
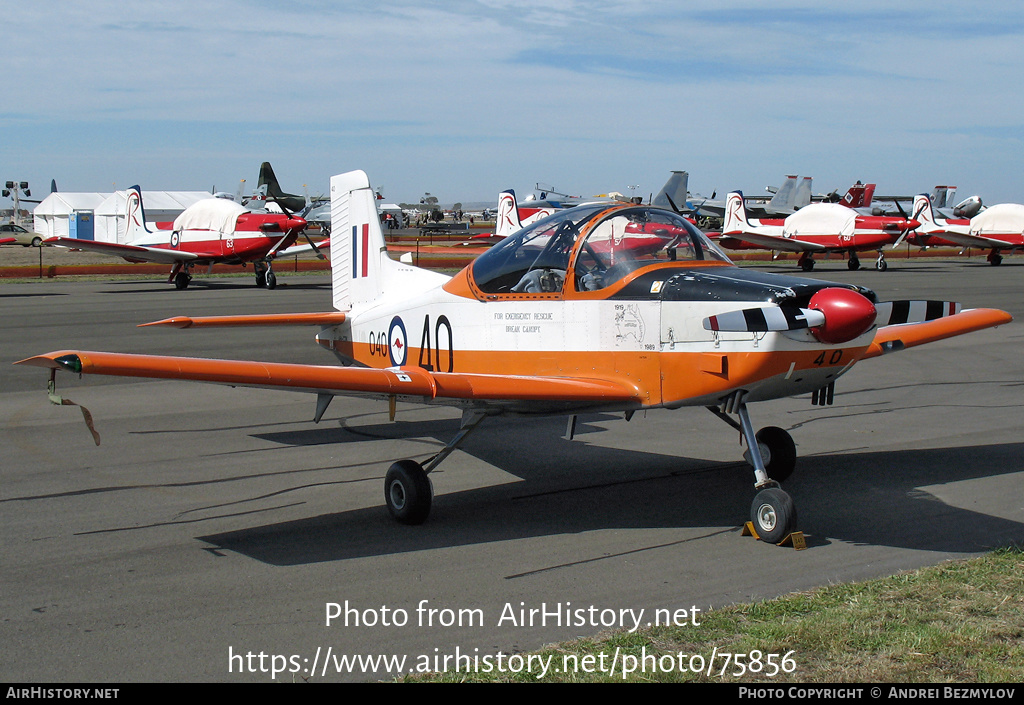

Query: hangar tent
(95, 191), (213, 243)
(33, 193), (110, 240)
(34, 191), (216, 243)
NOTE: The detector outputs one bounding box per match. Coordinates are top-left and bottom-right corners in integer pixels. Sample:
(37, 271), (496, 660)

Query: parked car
(0, 222), (44, 247)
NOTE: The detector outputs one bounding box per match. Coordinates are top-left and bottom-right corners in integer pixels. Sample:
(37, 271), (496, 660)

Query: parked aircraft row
(19, 169), (1012, 546)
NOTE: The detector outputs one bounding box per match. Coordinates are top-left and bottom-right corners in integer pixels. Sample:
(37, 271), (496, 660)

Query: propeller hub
(808, 288), (877, 344)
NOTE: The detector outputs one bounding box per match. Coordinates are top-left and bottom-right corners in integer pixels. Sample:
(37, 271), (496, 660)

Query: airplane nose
(807, 287), (877, 344)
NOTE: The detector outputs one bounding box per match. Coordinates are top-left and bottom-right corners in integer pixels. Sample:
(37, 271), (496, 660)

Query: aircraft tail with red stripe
(330, 170), (447, 312)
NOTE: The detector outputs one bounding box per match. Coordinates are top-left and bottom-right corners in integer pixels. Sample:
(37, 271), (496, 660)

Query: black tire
(800, 259), (814, 272)
(847, 257), (861, 271)
(174, 272), (190, 290)
(255, 271), (267, 287)
(384, 460), (432, 525)
(750, 487), (797, 544)
(876, 259), (887, 271)
(990, 254), (1003, 266)
(31, 237), (42, 247)
(755, 426), (796, 483)
(265, 270), (277, 289)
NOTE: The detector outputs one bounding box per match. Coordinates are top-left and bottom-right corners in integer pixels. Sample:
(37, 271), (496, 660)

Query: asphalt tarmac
(1, 259), (1022, 682)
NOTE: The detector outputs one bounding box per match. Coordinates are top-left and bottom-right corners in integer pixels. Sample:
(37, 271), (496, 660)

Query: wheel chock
(742, 522), (807, 550)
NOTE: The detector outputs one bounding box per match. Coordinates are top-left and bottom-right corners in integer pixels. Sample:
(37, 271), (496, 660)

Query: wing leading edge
(15, 351), (643, 411)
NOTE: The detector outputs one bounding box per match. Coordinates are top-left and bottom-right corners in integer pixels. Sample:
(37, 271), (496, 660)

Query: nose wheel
(711, 393), (801, 544)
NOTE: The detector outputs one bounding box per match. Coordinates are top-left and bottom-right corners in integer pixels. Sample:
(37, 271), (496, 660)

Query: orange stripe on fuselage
(325, 342), (867, 408)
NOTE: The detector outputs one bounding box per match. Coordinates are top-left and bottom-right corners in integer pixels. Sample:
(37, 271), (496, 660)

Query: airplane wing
(863, 308), (1012, 359)
(723, 231), (827, 253)
(272, 238), (330, 259)
(45, 237), (201, 264)
(15, 351), (643, 412)
(923, 232), (1016, 250)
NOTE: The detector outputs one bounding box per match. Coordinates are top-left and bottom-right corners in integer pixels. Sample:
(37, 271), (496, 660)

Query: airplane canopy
(971, 203), (1024, 235)
(783, 203), (856, 239)
(174, 198), (248, 234)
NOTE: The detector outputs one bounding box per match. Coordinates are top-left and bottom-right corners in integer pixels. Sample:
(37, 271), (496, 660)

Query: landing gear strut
(709, 391), (799, 544)
(254, 259), (277, 289)
(169, 262), (193, 290)
(382, 410), (489, 524)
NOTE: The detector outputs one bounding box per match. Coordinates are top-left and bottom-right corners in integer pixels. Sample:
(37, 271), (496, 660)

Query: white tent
(33, 193), (111, 239)
(95, 191), (213, 243)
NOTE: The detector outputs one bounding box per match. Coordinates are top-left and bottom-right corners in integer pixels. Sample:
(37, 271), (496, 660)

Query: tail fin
(841, 182), (876, 208)
(652, 171), (689, 211)
(793, 177), (812, 209)
(495, 189), (522, 238)
(124, 186), (155, 242)
(722, 191), (749, 234)
(767, 175), (798, 211)
(259, 162), (284, 198)
(331, 171), (447, 312)
(913, 194), (940, 232)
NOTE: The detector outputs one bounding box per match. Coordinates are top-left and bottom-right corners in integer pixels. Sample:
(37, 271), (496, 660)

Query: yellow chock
(742, 522), (807, 550)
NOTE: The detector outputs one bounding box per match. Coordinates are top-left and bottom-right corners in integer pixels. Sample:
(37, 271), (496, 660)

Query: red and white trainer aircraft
(906, 194), (1023, 266)
(46, 186), (307, 289)
(18, 170), (1011, 544)
(717, 191), (921, 272)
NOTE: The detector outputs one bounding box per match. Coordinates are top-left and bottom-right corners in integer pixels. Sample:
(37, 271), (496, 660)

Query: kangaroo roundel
(388, 316), (408, 366)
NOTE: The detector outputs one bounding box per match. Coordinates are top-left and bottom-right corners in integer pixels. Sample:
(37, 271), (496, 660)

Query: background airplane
(717, 191), (921, 271)
(907, 194), (1023, 265)
(45, 186), (306, 289)
(19, 170), (1010, 546)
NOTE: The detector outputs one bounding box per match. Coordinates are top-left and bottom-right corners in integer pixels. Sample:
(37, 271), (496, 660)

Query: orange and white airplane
(46, 186), (307, 289)
(905, 194), (1023, 266)
(717, 191), (921, 272)
(18, 170), (1011, 544)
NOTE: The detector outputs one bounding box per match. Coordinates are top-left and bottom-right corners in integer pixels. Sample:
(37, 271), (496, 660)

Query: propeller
(890, 198), (925, 250)
(269, 194), (321, 258)
(703, 288), (964, 345)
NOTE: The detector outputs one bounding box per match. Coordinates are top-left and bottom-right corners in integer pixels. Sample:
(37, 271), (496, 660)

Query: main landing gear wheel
(750, 487), (797, 545)
(384, 459), (433, 525)
(752, 426), (796, 483)
(800, 257), (815, 272)
(989, 253), (1003, 266)
(847, 255), (861, 271)
(174, 271), (191, 290)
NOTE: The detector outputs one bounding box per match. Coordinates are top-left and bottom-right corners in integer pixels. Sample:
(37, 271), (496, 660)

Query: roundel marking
(170, 231), (180, 248)
(388, 316), (408, 366)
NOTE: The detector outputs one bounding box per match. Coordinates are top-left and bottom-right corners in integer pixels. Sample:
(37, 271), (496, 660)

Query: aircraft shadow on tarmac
(198, 413), (1024, 566)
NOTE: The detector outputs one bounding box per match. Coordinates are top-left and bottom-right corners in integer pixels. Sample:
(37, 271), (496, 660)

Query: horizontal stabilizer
(140, 312), (348, 328)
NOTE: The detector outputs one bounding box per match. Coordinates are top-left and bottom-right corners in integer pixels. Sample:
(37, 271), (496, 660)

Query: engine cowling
(808, 287), (877, 344)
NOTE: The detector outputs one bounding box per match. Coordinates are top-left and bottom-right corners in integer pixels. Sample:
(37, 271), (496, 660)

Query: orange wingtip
(864, 308), (1012, 359)
(139, 312), (348, 328)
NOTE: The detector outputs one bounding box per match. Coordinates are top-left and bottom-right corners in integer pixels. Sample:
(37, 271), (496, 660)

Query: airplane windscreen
(575, 207), (732, 291)
(472, 203), (610, 294)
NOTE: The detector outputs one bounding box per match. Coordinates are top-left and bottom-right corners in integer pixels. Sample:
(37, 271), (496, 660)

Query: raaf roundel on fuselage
(19, 170), (1012, 541)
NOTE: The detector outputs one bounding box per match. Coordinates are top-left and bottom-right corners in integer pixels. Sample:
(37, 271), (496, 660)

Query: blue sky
(4, 1), (1023, 206)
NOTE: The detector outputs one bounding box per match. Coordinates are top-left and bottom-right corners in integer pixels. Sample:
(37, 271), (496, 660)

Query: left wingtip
(138, 317), (193, 329)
